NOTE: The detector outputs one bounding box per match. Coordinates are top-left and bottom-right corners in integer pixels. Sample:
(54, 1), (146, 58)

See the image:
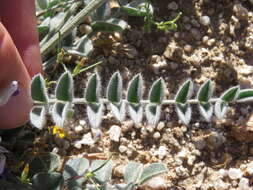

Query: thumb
(0, 23), (32, 129)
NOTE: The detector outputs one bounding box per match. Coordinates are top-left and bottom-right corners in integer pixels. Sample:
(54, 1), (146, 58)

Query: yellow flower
(52, 126), (65, 138)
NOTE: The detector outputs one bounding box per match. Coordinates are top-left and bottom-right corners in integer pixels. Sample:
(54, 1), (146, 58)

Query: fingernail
(0, 81), (19, 106)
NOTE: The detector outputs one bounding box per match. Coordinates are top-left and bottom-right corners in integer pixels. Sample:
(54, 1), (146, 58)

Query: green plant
(28, 71), (253, 130)
(119, 0), (182, 32)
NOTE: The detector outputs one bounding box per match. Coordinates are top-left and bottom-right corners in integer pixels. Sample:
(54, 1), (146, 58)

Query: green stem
(72, 61), (103, 77)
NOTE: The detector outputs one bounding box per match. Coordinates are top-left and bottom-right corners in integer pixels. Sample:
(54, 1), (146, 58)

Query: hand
(0, 0), (42, 129)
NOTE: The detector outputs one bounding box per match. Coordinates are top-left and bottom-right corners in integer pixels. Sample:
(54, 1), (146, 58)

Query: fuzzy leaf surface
(149, 78), (165, 104)
(175, 79), (193, 104)
(90, 159), (113, 184)
(31, 74), (48, 103)
(197, 80), (213, 103)
(29, 153), (60, 178)
(121, 0), (154, 17)
(145, 104), (161, 126)
(30, 106), (46, 129)
(237, 89), (253, 102)
(176, 103), (192, 125)
(52, 102), (72, 127)
(109, 102), (126, 122)
(32, 172), (64, 190)
(124, 162), (143, 184)
(127, 74), (143, 104)
(129, 104), (143, 125)
(87, 103), (103, 128)
(215, 100), (227, 119)
(85, 73), (100, 103)
(56, 71), (73, 102)
(63, 157), (89, 189)
(139, 163), (167, 185)
(107, 72), (122, 103)
(220, 86), (240, 102)
(91, 18), (128, 32)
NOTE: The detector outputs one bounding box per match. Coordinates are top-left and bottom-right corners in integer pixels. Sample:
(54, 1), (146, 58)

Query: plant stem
(40, 0), (109, 58)
(33, 98), (239, 106)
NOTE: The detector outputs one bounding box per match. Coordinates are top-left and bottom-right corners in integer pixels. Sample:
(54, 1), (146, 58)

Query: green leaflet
(149, 78), (165, 104)
(237, 89), (253, 101)
(124, 162), (143, 184)
(220, 86), (240, 102)
(127, 74), (143, 104)
(197, 80), (213, 103)
(175, 79), (193, 104)
(31, 74), (48, 103)
(55, 71), (74, 102)
(85, 73), (100, 103)
(91, 18), (128, 32)
(107, 72), (122, 103)
(30, 106), (47, 129)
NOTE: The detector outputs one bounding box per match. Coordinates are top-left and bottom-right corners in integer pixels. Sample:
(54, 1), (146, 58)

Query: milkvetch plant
(29, 71), (253, 129)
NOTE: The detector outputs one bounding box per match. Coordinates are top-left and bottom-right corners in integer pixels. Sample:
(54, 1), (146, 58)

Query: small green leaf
(129, 104), (143, 125)
(149, 78), (165, 104)
(56, 71), (74, 102)
(63, 157), (89, 189)
(215, 100), (227, 119)
(107, 72), (122, 103)
(87, 103), (104, 128)
(145, 104), (161, 126)
(32, 172), (64, 190)
(91, 18), (128, 32)
(109, 102), (126, 122)
(176, 103), (192, 125)
(52, 102), (73, 127)
(30, 106), (46, 129)
(85, 73), (100, 103)
(175, 79), (193, 104)
(124, 162), (143, 184)
(29, 153), (60, 178)
(139, 163), (167, 185)
(90, 160), (113, 184)
(31, 74), (48, 103)
(65, 35), (93, 57)
(197, 80), (213, 103)
(237, 89), (253, 102)
(37, 0), (48, 10)
(121, 0), (154, 17)
(199, 102), (213, 122)
(220, 86), (240, 102)
(127, 74), (143, 104)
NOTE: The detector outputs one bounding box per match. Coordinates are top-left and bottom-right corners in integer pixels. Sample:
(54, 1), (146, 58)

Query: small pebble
(238, 177), (250, 190)
(153, 132), (161, 139)
(246, 162), (253, 175)
(139, 176), (168, 190)
(79, 120), (86, 126)
(155, 146), (167, 159)
(228, 168), (243, 180)
(167, 1), (178, 10)
(199, 15), (211, 26)
(74, 125), (84, 133)
(109, 125), (121, 142)
(119, 145), (128, 153)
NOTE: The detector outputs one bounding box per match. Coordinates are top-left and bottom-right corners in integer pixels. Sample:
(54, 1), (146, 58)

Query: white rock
(199, 16), (211, 26)
(228, 168), (243, 180)
(238, 177), (250, 190)
(218, 169), (228, 177)
(154, 146), (167, 159)
(246, 162), (253, 175)
(79, 120), (86, 126)
(153, 132), (161, 139)
(109, 125), (121, 142)
(74, 125), (84, 133)
(75, 133), (95, 146)
(214, 179), (230, 190)
(119, 145), (128, 153)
